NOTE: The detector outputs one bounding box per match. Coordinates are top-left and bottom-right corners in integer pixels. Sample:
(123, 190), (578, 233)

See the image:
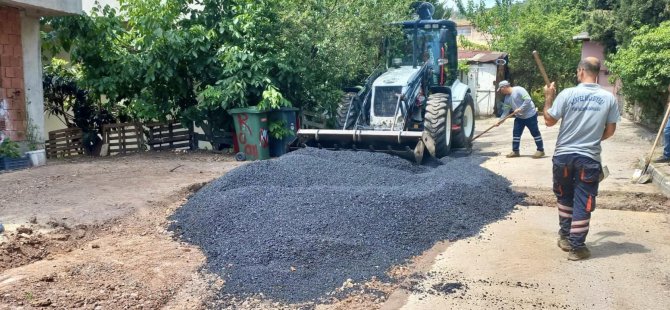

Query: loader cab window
(387, 28), (436, 67)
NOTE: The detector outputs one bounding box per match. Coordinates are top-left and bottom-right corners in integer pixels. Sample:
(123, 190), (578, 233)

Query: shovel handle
(644, 86), (670, 170)
(472, 112), (516, 141)
(532, 51), (551, 86)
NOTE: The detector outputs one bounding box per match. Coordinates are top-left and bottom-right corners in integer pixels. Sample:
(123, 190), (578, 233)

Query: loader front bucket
(293, 129), (428, 163)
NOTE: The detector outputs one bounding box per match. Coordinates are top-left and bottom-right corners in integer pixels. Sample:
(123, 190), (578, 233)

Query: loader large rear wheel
(423, 93), (452, 158)
(453, 93), (475, 148)
(336, 92), (360, 130)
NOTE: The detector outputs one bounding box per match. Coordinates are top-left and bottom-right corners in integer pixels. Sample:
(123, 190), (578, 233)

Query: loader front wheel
(453, 93), (475, 148)
(335, 92), (360, 130)
(423, 93), (452, 158)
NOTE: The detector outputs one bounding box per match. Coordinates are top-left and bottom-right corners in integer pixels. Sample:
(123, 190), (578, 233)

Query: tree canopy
(456, 0), (584, 106)
(43, 0), (417, 141)
(608, 21), (670, 122)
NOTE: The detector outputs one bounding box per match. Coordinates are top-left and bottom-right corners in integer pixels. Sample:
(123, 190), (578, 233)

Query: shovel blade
(631, 168), (652, 184)
(637, 173), (652, 184)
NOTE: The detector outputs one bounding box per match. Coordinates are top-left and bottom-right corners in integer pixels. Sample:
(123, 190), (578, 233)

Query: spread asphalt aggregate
(169, 148), (521, 303)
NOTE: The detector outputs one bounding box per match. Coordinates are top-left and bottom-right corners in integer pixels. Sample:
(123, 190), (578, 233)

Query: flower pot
(0, 156), (30, 171)
(25, 149), (46, 167)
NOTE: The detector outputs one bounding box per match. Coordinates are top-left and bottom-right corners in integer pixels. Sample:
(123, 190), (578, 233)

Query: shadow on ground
(588, 230), (651, 259)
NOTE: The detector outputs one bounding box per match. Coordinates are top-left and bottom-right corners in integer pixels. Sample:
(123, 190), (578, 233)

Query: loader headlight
(392, 58), (402, 68)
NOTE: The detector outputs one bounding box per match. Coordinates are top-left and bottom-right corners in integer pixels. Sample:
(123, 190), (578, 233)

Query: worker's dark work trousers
(552, 154), (601, 249)
(663, 118), (670, 158)
(513, 113), (544, 152)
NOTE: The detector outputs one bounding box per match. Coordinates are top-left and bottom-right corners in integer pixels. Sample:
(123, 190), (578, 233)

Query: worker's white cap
(497, 80), (511, 92)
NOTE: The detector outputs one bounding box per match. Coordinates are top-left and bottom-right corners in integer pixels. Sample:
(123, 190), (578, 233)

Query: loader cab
(369, 14), (459, 129)
(388, 19), (459, 87)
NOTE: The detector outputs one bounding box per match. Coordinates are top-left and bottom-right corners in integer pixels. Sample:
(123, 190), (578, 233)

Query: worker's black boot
(568, 247), (591, 261)
(506, 151), (520, 158)
(557, 236), (571, 252)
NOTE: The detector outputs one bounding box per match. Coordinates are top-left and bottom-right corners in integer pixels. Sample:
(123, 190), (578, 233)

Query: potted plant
(0, 137), (30, 171)
(24, 117), (46, 167)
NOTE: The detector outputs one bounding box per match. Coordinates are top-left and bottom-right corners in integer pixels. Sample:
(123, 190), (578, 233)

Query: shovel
(532, 51), (551, 86)
(632, 89), (670, 183)
(472, 111), (516, 142)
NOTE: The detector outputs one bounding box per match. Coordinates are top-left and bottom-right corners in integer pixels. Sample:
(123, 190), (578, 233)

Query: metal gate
(467, 64), (497, 116)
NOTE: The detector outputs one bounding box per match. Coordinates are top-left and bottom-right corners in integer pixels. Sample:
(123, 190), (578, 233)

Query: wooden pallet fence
(102, 122), (144, 155)
(46, 128), (84, 159)
(145, 122), (193, 151)
(301, 111), (328, 129)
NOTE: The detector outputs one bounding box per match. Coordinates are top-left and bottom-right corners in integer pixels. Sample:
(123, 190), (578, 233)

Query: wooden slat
(106, 134), (142, 140)
(102, 122), (143, 156)
(46, 128), (85, 159)
(103, 122), (140, 130)
(107, 143), (142, 148)
(151, 142), (191, 151)
(48, 128), (81, 134)
(48, 138), (83, 143)
(149, 135), (191, 143)
(108, 148), (140, 153)
(46, 145), (84, 151)
(143, 121), (193, 151)
(150, 130), (190, 137)
(48, 137), (83, 143)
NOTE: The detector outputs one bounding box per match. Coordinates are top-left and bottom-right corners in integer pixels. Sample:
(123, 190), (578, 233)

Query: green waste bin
(228, 106), (270, 161)
(269, 107), (299, 157)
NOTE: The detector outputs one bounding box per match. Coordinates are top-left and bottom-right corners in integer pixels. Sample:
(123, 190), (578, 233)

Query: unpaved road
(391, 207), (670, 310)
(0, 153), (241, 308)
(382, 117), (670, 310)
(0, 117), (668, 309)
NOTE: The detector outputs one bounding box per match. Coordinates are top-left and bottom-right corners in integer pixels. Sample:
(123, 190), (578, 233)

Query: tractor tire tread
(452, 93), (475, 148)
(336, 92), (359, 130)
(423, 93), (452, 157)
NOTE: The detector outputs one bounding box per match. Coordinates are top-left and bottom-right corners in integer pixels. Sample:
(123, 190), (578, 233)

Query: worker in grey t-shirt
(543, 57), (620, 261)
(496, 80), (545, 158)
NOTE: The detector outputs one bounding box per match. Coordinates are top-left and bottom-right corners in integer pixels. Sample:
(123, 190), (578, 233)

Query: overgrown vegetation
(42, 0), (420, 146)
(456, 0), (583, 106)
(583, 0), (670, 123)
(608, 21), (670, 123)
(0, 139), (21, 158)
(42, 59), (117, 154)
(458, 0), (670, 122)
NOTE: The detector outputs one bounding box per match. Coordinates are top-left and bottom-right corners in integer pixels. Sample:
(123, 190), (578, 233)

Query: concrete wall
(21, 11), (43, 142)
(0, 0), (81, 15)
(83, 0), (118, 12)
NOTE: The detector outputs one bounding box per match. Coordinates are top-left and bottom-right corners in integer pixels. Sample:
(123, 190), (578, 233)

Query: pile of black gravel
(170, 148), (520, 303)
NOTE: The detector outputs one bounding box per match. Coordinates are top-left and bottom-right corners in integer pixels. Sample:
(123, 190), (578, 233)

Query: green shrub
(0, 138), (21, 158)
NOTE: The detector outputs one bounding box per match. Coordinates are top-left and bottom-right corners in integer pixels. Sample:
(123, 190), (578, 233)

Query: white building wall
(20, 12), (44, 141)
(467, 63), (497, 116)
(2, 0), (81, 15)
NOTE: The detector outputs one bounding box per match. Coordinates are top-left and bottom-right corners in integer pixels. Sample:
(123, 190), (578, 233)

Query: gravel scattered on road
(170, 148), (521, 302)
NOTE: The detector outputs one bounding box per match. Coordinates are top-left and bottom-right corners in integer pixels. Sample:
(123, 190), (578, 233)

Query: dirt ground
(0, 152), (240, 309)
(0, 117), (669, 309)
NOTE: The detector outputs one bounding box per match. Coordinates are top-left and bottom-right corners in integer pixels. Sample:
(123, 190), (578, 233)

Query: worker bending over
(496, 80), (545, 159)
